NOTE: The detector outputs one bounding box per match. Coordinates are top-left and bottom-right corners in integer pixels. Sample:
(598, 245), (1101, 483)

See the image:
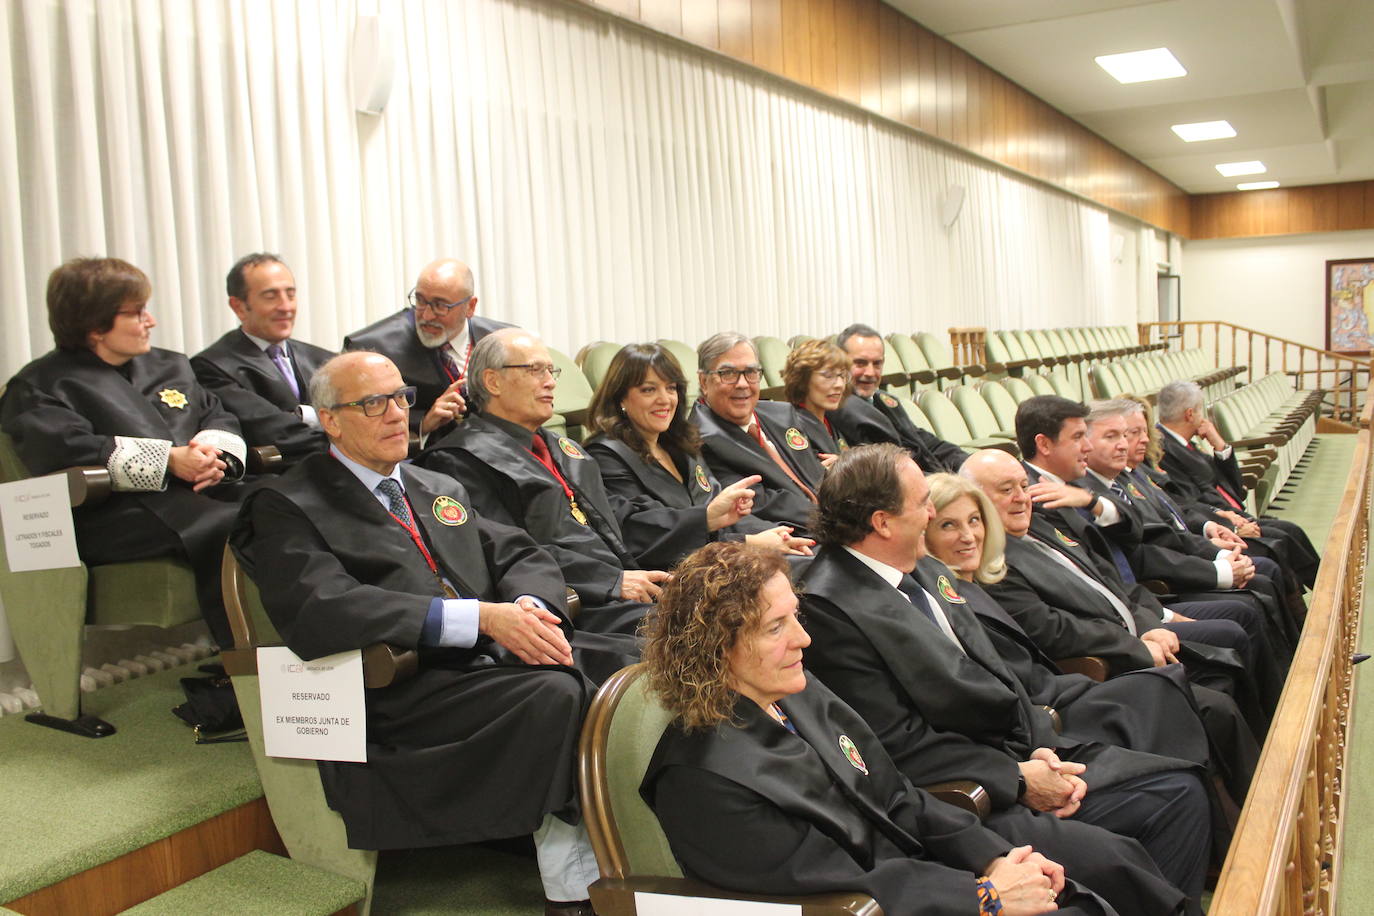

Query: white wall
(1181, 230), (1374, 350)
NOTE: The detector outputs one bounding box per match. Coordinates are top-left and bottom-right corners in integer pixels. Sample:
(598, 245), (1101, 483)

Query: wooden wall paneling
(779, 0), (812, 85)
(752, 0), (783, 71)
(638, 0), (681, 37)
(593, 0), (641, 19)
(934, 36), (952, 142)
(877, 3), (903, 122)
(950, 47), (968, 148)
(718, 0), (753, 62)
(898, 18), (921, 128)
(965, 54), (984, 157)
(1366, 182), (1374, 229)
(807, 0), (837, 96)
(832, 0), (860, 106)
(1310, 185), (1340, 233)
(853, 0), (882, 113)
(1337, 181), (1366, 231)
(682, 0), (720, 50)
(916, 26), (937, 136)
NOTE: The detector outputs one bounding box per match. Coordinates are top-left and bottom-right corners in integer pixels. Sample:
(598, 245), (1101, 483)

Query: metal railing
(1139, 321), (1371, 423)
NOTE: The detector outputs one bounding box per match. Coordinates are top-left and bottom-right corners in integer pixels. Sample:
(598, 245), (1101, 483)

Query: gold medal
(441, 581), (458, 598)
(569, 500), (589, 526)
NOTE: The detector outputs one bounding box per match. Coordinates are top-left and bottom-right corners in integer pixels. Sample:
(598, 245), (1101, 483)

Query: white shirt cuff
(1215, 445), (1233, 459)
(437, 598), (480, 648)
(1094, 498), (1120, 526)
(299, 404), (320, 429)
(1162, 608), (1175, 622)
(1213, 556), (1233, 589)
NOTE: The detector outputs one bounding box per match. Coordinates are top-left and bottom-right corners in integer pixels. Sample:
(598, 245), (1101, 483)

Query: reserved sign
(258, 646), (367, 762)
(0, 475), (80, 572)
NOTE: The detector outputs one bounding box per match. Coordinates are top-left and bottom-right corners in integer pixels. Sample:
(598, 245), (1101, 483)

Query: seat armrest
(923, 780), (992, 820)
(880, 371), (910, 388)
(982, 440), (1021, 457)
(221, 642), (418, 689)
(1230, 434), (1286, 448)
(910, 369), (938, 385)
(1141, 579), (1170, 596)
(1041, 705), (1063, 734)
(935, 366), (964, 380)
(758, 384), (787, 402)
(64, 466), (112, 507)
(566, 587), (582, 620)
(247, 445), (284, 474)
(1056, 656), (1107, 682)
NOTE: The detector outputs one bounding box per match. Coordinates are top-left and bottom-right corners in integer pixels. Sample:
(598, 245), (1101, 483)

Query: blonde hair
(925, 472), (1007, 585)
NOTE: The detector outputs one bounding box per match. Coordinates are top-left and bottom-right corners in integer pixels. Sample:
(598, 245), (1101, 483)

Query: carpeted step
(116, 850), (365, 915)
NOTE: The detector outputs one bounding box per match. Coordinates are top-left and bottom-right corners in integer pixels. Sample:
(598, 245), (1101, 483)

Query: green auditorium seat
(786, 334), (817, 348)
(885, 334), (939, 393)
(914, 332), (973, 386)
(752, 335), (791, 390)
(918, 391), (1016, 452)
(1025, 374), (1056, 397)
(656, 339), (700, 401)
(984, 332), (1016, 370)
(949, 385), (1016, 443)
(979, 380), (1023, 432)
(1001, 376), (1038, 404)
(0, 427), (201, 738)
(549, 345), (594, 440)
(577, 340), (623, 392)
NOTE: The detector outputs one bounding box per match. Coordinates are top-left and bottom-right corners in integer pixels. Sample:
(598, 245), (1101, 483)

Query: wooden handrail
(1140, 320), (1371, 423)
(1208, 390), (1371, 913)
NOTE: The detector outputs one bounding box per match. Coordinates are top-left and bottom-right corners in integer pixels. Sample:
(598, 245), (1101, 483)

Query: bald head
(311, 351), (411, 473)
(960, 449), (1032, 537)
(412, 258), (478, 348)
(467, 327), (557, 430)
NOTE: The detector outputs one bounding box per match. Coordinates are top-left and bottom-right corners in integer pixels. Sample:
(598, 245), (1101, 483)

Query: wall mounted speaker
(941, 185), (966, 228)
(351, 13), (397, 115)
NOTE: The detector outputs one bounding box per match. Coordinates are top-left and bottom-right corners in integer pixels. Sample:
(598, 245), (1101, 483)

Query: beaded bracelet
(975, 876), (1004, 915)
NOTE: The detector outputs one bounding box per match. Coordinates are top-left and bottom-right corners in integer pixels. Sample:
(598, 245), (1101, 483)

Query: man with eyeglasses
(231, 350), (603, 916)
(692, 332), (825, 535)
(420, 329), (667, 635)
(343, 258), (510, 438)
(831, 323), (969, 472)
(192, 253), (335, 467)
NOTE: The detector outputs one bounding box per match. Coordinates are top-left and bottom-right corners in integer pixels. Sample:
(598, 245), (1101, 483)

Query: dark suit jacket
(343, 311), (511, 432)
(692, 399), (823, 532)
(230, 453), (589, 849)
(584, 435), (771, 569)
(1157, 427), (1247, 511)
(191, 328), (333, 462)
(830, 392), (966, 472)
(643, 678), (1018, 916)
(792, 404), (844, 454)
(419, 413), (650, 632)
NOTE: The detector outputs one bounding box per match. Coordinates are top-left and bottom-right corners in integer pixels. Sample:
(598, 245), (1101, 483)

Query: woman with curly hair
(585, 343), (811, 569)
(780, 338), (850, 461)
(638, 540), (1104, 916)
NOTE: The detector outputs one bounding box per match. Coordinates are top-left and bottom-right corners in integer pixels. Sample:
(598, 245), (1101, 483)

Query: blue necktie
(896, 575), (940, 626)
(266, 344), (301, 399)
(1133, 468), (1188, 530)
(1076, 506), (1136, 585)
(376, 478), (412, 526)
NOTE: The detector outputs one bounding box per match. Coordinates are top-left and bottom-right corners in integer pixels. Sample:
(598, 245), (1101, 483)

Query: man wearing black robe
(343, 257), (511, 438)
(829, 323), (968, 472)
(420, 329), (663, 635)
(230, 351), (599, 912)
(192, 253), (334, 466)
(798, 444), (1205, 915)
(692, 332), (824, 533)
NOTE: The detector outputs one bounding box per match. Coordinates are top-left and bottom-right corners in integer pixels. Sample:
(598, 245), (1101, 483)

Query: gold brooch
(158, 388), (188, 409)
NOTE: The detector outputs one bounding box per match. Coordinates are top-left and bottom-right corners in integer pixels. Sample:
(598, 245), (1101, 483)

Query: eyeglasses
(407, 288), (472, 316)
(116, 306), (152, 322)
(815, 369), (846, 381)
(330, 386), (418, 417)
(705, 365), (763, 385)
(501, 363), (562, 379)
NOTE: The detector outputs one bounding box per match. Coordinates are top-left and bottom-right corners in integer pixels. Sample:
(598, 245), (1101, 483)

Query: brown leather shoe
(545, 899), (595, 916)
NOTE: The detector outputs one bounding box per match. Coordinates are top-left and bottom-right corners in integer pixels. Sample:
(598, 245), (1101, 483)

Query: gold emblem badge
(433, 496), (468, 526)
(694, 464), (711, 492)
(158, 388), (188, 409)
(569, 500), (589, 525)
(880, 393), (899, 408)
(1054, 528), (1079, 547)
(1127, 482), (1145, 500)
(838, 735), (868, 775)
(784, 427), (809, 450)
(557, 437), (585, 459)
(937, 575), (966, 604)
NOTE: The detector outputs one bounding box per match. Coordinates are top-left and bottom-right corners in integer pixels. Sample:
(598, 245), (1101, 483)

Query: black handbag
(171, 664), (247, 744)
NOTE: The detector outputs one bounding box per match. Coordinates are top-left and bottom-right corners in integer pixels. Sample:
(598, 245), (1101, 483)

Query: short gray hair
(697, 332), (756, 373)
(465, 332), (513, 414)
(837, 323), (882, 351)
(1085, 398), (1143, 427)
(1157, 381), (1204, 423)
(308, 354), (348, 414)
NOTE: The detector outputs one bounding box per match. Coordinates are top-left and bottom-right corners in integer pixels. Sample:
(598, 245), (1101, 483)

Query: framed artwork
(1326, 258), (1374, 355)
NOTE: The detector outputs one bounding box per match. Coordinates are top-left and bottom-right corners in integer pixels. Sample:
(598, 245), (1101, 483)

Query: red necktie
(529, 434), (589, 524)
(1189, 440), (1245, 510)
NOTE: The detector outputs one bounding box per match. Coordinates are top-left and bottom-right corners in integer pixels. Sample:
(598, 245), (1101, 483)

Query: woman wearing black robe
(1, 258), (246, 646)
(584, 343), (811, 569)
(638, 541), (1114, 916)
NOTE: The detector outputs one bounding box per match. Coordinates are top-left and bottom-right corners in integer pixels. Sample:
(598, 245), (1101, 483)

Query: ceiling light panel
(1171, 120), (1236, 142)
(1236, 181), (1280, 190)
(1216, 161), (1266, 177)
(1095, 48), (1187, 84)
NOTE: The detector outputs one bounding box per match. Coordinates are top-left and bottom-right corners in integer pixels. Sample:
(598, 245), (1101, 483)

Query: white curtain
(2, 0), (1126, 380)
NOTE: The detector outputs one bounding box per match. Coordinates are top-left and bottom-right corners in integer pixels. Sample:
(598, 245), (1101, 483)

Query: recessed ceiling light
(1095, 48), (1187, 84)
(1216, 161), (1266, 177)
(1171, 120), (1236, 142)
(1236, 181), (1280, 190)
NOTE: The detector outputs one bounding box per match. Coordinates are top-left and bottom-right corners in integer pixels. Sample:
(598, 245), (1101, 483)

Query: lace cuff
(194, 428), (248, 480)
(107, 436), (171, 492)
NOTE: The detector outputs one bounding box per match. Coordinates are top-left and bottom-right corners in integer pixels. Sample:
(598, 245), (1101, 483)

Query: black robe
(798, 549), (1196, 915)
(792, 404), (846, 454)
(230, 453), (593, 850)
(692, 399), (823, 533)
(830, 391), (967, 472)
(584, 435), (772, 569)
(643, 677), (1115, 916)
(1, 347), (246, 645)
(419, 413), (651, 634)
(191, 328), (334, 464)
(343, 311), (511, 433)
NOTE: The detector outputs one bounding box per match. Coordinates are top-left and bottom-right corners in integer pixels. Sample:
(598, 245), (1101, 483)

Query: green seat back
(950, 386), (1007, 438)
(753, 336), (791, 388)
(579, 341), (623, 392)
(1026, 374), (1056, 397)
(918, 391), (974, 443)
(915, 332), (957, 372)
(1002, 376), (1037, 403)
(657, 339), (700, 401)
(980, 381), (1021, 431)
